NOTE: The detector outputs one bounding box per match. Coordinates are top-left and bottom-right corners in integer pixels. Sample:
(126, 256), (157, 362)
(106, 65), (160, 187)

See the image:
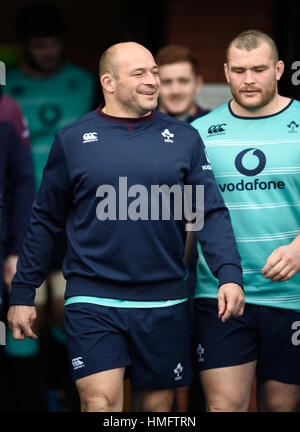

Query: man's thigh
(257, 380), (300, 412)
(194, 298), (258, 370)
(256, 307), (300, 411)
(129, 301), (192, 391)
(194, 298), (259, 410)
(64, 302), (131, 381)
(131, 386), (174, 412)
(257, 306), (300, 385)
(200, 361), (257, 411)
(75, 367), (125, 411)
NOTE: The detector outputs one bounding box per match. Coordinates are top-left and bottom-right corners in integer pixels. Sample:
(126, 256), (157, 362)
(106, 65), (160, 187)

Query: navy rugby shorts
(194, 298), (300, 385)
(64, 301), (192, 389)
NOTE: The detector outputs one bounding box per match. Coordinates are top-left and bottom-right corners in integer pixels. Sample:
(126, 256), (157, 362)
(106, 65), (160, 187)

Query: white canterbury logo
(83, 132), (98, 143)
(72, 356), (84, 370)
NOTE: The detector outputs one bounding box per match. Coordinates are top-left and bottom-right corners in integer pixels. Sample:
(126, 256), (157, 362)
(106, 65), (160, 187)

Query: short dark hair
(226, 29), (279, 64)
(155, 45), (200, 75)
(16, 2), (66, 41)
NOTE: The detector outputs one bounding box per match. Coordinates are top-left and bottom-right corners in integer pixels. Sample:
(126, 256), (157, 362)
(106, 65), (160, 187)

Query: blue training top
(9, 108), (242, 306)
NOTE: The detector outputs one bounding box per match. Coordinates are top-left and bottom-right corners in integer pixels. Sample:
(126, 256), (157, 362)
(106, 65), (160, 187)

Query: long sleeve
(6, 125), (35, 255)
(185, 132), (243, 289)
(9, 132), (73, 306)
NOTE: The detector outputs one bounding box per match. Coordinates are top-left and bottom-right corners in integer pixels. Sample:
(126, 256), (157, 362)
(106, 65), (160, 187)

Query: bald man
(7, 42), (244, 412)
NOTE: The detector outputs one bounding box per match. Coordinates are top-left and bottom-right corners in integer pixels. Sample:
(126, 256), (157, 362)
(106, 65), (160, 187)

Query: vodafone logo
(219, 148), (285, 193)
(235, 148), (266, 176)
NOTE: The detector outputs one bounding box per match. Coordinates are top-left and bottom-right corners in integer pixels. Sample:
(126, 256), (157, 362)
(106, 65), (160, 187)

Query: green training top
(5, 63), (95, 187)
(192, 99), (300, 312)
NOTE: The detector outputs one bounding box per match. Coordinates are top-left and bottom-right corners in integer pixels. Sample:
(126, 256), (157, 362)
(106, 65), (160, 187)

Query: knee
(259, 395), (298, 412)
(206, 395), (249, 412)
(80, 394), (115, 412)
(141, 390), (174, 412)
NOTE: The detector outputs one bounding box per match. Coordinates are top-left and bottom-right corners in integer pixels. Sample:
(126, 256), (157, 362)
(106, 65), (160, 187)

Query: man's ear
(224, 63), (230, 84)
(100, 73), (115, 93)
(276, 60), (285, 82)
(195, 75), (203, 93)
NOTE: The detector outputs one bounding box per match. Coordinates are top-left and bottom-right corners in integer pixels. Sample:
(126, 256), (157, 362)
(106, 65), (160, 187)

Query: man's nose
(168, 82), (181, 94)
(244, 70), (255, 85)
(145, 71), (158, 86)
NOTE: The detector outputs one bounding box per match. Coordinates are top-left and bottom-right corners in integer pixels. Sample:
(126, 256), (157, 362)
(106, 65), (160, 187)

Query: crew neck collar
(228, 98), (294, 120)
(97, 104), (156, 131)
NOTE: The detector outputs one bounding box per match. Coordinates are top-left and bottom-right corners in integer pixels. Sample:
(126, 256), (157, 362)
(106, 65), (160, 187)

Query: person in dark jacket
(0, 121), (35, 318)
(7, 42), (244, 412)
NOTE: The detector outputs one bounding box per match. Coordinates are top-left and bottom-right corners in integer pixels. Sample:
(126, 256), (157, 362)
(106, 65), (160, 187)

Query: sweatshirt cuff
(217, 264), (243, 291)
(8, 285), (36, 306)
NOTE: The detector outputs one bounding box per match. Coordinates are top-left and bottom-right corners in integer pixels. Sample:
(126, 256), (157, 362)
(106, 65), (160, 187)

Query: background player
(0, 88), (39, 410)
(192, 29), (300, 412)
(7, 41), (244, 412)
(0, 88), (30, 297)
(0, 89), (30, 147)
(156, 45), (209, 122)
(4, 1), (95, 411)
(0, 120), (34, 321)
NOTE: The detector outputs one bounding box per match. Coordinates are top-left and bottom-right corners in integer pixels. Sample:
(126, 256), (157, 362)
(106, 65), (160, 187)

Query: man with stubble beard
(8, 42), (243, 412)
(192, 30), (300, 412)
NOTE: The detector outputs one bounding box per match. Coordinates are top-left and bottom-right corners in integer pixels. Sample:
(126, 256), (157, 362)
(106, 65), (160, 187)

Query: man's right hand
(217, 283), (245, 322)
(7, 305), (38, 340)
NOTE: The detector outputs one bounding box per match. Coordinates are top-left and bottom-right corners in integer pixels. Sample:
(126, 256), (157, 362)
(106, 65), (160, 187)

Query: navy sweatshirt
(0, 122), (35, 255)
(9, 109), (242, 306)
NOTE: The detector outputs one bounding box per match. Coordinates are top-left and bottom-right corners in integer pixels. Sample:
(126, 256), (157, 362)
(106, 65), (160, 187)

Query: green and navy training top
(192, 99), (300, 312)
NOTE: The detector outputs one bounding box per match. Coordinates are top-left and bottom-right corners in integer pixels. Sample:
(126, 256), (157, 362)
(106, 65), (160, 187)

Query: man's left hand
(261, 244), (300, 282)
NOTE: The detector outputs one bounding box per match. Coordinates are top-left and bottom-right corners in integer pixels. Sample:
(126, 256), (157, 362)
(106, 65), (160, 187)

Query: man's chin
(164, 105), (189, 117)
(142, 100), (158, 111)
(237, 97), (264, 111)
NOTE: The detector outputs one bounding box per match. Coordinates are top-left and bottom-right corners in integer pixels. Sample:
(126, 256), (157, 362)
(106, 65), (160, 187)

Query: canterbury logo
(72, 356), (84, 370)
(83, 132), (98, 143)
(208, 124), (227, 134)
